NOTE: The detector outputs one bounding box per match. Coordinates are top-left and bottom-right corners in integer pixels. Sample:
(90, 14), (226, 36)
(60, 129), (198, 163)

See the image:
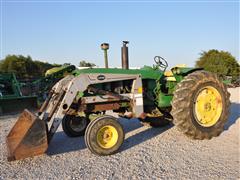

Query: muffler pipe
(121, 41), (129, 69)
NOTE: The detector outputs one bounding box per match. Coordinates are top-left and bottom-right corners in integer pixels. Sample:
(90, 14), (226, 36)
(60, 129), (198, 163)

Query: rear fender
(171, 67), (203, 82)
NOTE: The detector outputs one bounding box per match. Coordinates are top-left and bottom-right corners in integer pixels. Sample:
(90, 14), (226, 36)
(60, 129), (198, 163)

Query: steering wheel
(154, 56), (168, 71)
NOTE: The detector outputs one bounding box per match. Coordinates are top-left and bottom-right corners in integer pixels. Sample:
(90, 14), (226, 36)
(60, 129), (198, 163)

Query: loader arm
(40, 73), (144, 141)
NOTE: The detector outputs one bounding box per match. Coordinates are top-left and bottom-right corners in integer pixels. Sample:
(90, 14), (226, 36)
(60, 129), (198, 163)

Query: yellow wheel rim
(194, 86), (223, 127)
(97, 125), (118, 149)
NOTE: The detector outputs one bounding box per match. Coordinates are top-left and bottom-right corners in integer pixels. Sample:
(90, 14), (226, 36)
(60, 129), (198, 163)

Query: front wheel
(171, 71), (230, 139)
(85, 115), (124, 155)
(62, 115), (90, 137)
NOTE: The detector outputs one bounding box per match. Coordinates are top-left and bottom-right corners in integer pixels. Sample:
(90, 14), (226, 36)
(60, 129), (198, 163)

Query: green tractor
(0, 73), (38, 115)
(0, 65), (75, 115)
(6, 42), (230, 161)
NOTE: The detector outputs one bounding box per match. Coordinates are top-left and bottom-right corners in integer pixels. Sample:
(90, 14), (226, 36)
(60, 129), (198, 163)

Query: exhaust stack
(121, 41), (129, 69)
(101, 43), (109, 69)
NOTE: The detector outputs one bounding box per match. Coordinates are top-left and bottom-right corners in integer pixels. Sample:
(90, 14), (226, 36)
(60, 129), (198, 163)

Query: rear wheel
(85, 115), (124, 155)
(171, 71), (230, 139)
(62, 115), (90, 137)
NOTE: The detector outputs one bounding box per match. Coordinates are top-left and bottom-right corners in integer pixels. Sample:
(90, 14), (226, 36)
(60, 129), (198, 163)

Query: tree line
(0, 55), (60, 79)
(0, 50), (239, 81)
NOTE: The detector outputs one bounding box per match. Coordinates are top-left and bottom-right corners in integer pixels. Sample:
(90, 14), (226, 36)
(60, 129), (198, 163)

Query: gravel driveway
(0, 88), (239, 179)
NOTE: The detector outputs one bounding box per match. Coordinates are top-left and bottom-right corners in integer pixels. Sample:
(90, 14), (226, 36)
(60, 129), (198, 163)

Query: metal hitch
(6, 109), (48, 161)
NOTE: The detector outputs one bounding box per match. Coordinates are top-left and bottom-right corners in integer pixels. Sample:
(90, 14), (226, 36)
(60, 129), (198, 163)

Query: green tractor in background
(6, 42), (230, 161)
(0, 65), (76, 115)
(0, 73), (38, 115)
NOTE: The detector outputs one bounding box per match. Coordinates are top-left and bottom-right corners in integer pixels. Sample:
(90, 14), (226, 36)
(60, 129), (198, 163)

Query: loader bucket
(6, 109), (48, 161)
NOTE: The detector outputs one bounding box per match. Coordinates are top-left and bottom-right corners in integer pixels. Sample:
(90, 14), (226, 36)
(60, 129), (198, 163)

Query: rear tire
(85, 115), (124, 156)
(171, 71), (230, 139)
(62, 115), (90, 137)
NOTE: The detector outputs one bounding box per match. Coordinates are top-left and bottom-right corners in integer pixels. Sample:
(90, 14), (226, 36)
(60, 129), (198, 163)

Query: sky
(0, 0), (239, 68)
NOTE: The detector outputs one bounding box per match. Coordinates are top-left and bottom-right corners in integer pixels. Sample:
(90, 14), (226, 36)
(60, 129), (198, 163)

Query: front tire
(62, 115), (90, 137)
(85, 115), (124, 155)
(171, 71), (230, 139)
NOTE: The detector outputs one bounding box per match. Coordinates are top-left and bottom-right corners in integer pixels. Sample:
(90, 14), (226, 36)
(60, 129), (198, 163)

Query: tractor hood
(73, 67), (164, 80)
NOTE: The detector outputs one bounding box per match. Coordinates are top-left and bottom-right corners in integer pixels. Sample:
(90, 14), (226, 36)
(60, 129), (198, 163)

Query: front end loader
(6, 42), (230, 161)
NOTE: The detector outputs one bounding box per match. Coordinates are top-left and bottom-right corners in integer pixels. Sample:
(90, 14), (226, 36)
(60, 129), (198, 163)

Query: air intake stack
(101, 43), (109, 69)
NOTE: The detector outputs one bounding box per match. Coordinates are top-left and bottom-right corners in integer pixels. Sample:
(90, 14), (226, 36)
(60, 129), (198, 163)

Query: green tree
(0, 55), (60, 79)
(0, 55), (37, 78)
(79, 60), (96, 67)
(196, 50), (240, 81)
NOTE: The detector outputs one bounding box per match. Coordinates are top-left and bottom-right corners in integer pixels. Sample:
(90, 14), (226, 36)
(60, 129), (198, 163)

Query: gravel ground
(0, 88), (239, 180)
